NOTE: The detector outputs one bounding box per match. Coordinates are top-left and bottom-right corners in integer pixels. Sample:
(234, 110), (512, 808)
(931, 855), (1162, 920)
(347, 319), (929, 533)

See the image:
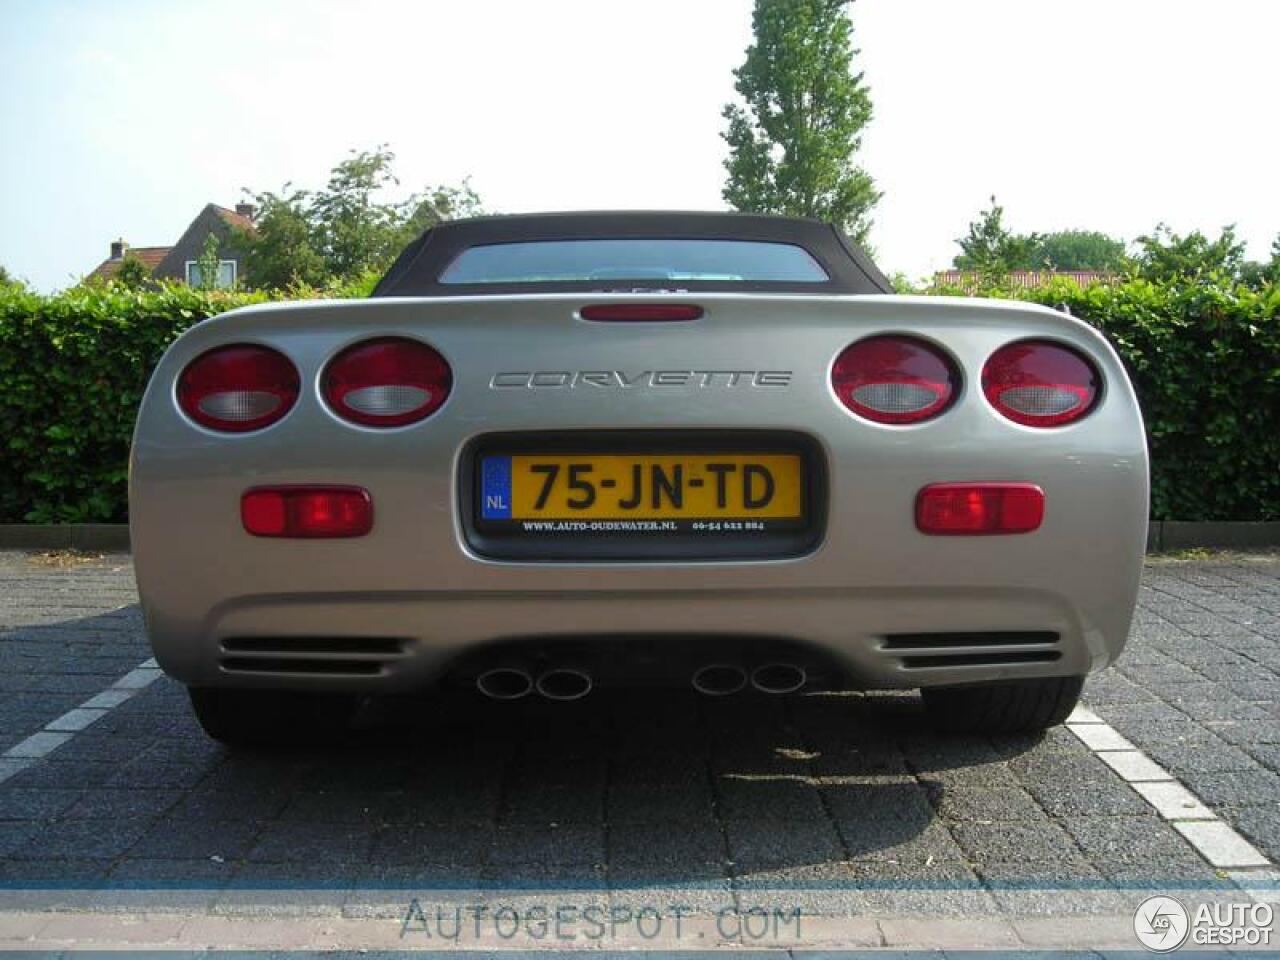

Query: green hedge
(933, 276), (1280, 521)
(1058, 280), (1280, 521)
(1, 276), (1277, 522)
(0, 285), (268, 521)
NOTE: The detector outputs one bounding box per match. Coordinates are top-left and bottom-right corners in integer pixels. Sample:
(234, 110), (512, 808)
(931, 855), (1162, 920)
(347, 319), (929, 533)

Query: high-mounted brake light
(832, 335), (959, 424)
(323, 337), (452, 427)
(916, 483), (1045, 535)
(983, 340), (1100, 427)
(580, 304), (704, 322)
(241, 486), (373, 538)
(177, 345), (299, 432)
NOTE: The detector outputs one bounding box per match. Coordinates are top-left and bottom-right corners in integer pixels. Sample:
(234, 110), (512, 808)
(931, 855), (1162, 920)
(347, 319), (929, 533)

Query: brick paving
(1096, 554), (1280, 863)
(0, 549), (1277, 941)
(0, 554), (143, 755)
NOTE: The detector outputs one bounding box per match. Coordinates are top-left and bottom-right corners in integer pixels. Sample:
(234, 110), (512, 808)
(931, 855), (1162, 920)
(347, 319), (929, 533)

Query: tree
(952, 200), (1128, 274)
(194, 232), (222, 290)
(239, 147), (484, 290)
(114, 253), (151, 290)
(1035, 230), (1127, 271)
(1133, 224), (1245, 282)
(396, 180), (485, 251)
(309, 146), (408, 282)
(722, 0), (880, 244)
(953, 197), (1041, 273)
(1237, 233), (1280, 289)
(239, 186), (327, 290)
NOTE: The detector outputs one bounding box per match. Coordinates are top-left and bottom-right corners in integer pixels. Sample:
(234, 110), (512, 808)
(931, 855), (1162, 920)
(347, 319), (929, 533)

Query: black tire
(921, 675), (1083, 734)
(188, 687), (358, 748)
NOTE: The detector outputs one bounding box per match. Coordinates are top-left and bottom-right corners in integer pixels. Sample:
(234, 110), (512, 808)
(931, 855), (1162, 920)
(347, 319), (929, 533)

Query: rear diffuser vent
(882, 631), (1060, 670)
(219, 637), (406, 677)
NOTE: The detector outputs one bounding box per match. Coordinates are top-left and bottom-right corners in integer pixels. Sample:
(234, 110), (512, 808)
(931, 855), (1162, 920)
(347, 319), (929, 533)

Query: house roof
(934, 269), (1111, 290)
(151, 203), (256, 281)
(212, 204), (256, 235)
(86, 246), (172, 282)
(84, 203), (257, 284)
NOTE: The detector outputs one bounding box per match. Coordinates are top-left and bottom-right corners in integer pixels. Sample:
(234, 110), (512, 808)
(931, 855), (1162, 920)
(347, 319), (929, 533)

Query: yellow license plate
(479, 453), (804, 521)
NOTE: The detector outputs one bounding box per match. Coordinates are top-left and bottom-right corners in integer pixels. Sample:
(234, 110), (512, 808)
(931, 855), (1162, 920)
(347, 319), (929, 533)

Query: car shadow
(203, 682), (1042, 892)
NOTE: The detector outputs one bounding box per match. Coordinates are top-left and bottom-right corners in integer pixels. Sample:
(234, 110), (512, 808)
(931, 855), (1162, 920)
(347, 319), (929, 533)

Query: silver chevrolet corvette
(129, 212), (1149, 745)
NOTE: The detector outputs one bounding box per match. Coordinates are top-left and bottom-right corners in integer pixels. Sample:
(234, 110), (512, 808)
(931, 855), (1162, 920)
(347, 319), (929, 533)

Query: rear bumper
(133, 423), (1147, 693)
(143, 581), (1109, 692)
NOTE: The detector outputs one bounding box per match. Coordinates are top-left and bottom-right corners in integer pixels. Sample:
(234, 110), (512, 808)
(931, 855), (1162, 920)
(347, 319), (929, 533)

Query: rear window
(438, 239), (829, 284)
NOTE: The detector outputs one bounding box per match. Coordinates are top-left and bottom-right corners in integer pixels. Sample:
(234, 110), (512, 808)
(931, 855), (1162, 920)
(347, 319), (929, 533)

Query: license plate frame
(462, 431), (826, 562)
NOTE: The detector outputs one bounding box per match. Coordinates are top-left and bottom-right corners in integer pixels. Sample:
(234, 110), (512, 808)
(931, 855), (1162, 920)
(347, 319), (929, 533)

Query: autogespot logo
(1134, 895), (1190, 952)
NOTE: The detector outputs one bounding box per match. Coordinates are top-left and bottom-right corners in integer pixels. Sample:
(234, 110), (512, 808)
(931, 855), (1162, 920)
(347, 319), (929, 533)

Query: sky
(1, 0), (1277, 291)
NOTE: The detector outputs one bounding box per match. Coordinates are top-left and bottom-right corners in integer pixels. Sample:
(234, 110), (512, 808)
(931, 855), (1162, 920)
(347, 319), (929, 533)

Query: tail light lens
(832, 335), (959, 424)
(177, 345), (299, 432)
(983, 340), (1100, 427)
(916, 483), (1045, 535)
(242, 486), (373, 538)
(323, 337), (452, 427)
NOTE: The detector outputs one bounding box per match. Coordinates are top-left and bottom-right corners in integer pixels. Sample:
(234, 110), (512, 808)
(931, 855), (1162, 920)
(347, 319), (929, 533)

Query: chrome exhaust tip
(750, 662), (807, 695)
(476, 667), (534, 701)
(691, 663), (748, 696)
(535, 668), (593, 702)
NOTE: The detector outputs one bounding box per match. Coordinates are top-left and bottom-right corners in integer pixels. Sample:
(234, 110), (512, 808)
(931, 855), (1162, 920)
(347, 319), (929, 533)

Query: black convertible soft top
(371, 211), (892, 297)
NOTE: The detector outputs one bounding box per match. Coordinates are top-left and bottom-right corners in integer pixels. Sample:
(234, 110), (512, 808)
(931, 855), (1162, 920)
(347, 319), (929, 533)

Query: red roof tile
(213, 205), (256, 235)
(86, 246), (172, 282)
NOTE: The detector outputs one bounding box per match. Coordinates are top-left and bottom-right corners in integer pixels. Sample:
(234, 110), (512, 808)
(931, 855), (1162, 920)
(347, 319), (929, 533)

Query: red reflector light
(580, 304), (704, 322)
(983, 340), (1100, 427)
(241, 486), (373, 538)
(832, 336), (959, 424)
(916, 483), (1045, 535)
(323, 337), (452, 427)
(177, 345), (300, 432)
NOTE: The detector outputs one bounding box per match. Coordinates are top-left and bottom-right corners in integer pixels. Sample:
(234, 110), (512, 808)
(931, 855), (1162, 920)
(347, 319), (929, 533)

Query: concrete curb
(0, 521), (1277, 553)
(1153, 520), (1280, 552)
(0, 524), (130, 550)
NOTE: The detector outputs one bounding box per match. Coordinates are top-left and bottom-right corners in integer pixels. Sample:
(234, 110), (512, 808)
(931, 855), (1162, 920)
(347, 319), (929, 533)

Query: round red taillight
(831, 335), (959, 424)
(322, 337), (452, 427)
(983, 340), (1100, 427)
(177, 344), (300, 432)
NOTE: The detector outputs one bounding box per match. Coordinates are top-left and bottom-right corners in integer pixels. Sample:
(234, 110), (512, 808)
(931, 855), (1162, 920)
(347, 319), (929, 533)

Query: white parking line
(1096, 749), (1171, 783)
(1068, 722), (1134, 752)
(1174, 821), (1270, 869)
(1065, 705), (1272, 873)
(0, 657), (163, 785)
(1129, 780), (1216, 821)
